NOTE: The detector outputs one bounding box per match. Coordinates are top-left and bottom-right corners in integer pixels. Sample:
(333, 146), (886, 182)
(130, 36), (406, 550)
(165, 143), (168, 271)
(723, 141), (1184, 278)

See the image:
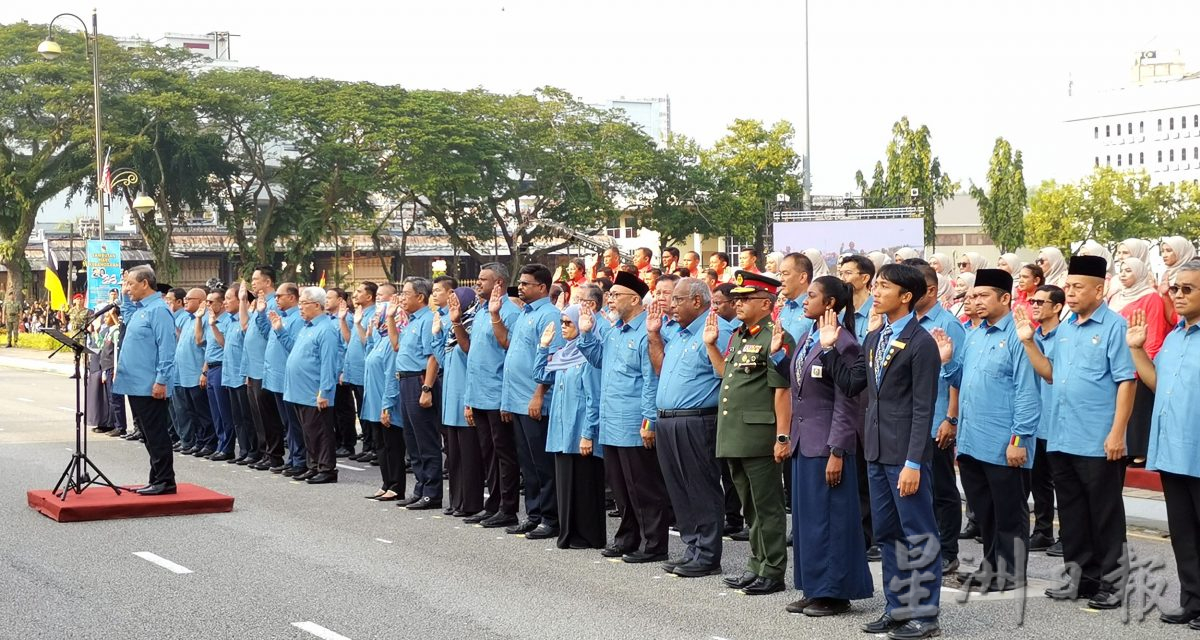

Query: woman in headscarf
(1108, 257), (1169, 466)
(364, 298), (402, 501)
(1158, 237), (1196, 325)
(1115, 238), (1156, 289)
(776, 276), (872, 617)
(804, 248), (832, 278)
(763, 251), (786, 279)
(929, 252), (951, 277)
(950, 272), (975, 324)
(997, 253), (1021, 275)
(893, 247), (920, 263)
(936, 273), (954, 309)
(957, 252), (988, 275)
(438, 286), (484, 516)
(535, 304), (606, 549)
(1037, 247), (1068, 288)
(866, 251), (890, 272)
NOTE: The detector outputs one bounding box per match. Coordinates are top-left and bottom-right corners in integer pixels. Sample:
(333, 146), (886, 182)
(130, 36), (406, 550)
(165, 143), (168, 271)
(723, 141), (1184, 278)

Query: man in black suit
(818, 263), (942, 640)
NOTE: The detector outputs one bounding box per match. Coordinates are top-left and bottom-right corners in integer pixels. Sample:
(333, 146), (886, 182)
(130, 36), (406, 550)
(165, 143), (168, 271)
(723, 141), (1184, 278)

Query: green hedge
(16, 333), (60, 351)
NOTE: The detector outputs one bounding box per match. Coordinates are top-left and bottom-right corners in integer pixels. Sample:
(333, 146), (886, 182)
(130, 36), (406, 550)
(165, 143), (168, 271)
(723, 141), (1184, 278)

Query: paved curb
(0, 354), (74, 376)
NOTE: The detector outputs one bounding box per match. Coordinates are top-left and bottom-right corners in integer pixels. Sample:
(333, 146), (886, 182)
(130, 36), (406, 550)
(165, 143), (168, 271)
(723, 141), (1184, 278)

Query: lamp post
(39, 10), (105, 239)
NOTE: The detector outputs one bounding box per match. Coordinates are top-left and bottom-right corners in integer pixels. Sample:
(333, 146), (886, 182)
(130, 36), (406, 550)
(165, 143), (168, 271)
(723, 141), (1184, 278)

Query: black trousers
(656, 414), (724, 567)
(374, 419), (407, 494)
(178, 385), (216, 450)
(247, 378), (285, 465)
(856, 432), (874, 547)
(128, 395), (175, 486)
(606, 444), (672, 555)
(930, 443), (962, 561)
(446, 427), (484, 514)
(398, 376), (443, 500)
(1029, 438), (1055, 539)
(334, 383), (360, 452)
(1162, 472), (1200, 616)
(1049, 452), (1126, 594)
(958, 455), (1029, 581)
(513, 413), (558, 528)
(721, 460), (743, 528)
(555, 453), (607, 549)
(474, 409), (516, 515)
(293, 403), (336, 473)
(227, 386), (259, 459)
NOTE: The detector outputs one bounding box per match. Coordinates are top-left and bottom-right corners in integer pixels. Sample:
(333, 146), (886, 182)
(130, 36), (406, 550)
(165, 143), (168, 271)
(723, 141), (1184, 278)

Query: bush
(17, 333), (60, 351)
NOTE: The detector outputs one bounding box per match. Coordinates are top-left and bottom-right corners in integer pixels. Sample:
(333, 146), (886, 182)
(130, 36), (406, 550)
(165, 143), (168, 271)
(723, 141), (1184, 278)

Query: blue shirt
(283, 314), (340, 407)
(657, 310), (729, 410)
(535, 345), (603, 456)
(1046, 303), (1137, 457)
(717, 315), (742, 353)
(947, 313), (1040, 468)
(221, 316), (246, 388)
(342, 304), (376, 385)
(1033, 324), (1060, 439)
(844, 295), (875, 344)
(441, 345), (470, 427)
(778, 293), (815, 344)
(263, 306), (302, 393)
(464, 299), (520, 410)
(501, 297), (563, 414)
(393, 306), (436, 373)
(1147, 320), (1200, 477)
(174, 310), (205, 388)
(113, 294), (177, 398)
(578, 310), (659, 447)
(361, 328), (397, 423)
(243, 292), (278, 380)
(918, 304), (965, 437)
(204, 312), (229, 364)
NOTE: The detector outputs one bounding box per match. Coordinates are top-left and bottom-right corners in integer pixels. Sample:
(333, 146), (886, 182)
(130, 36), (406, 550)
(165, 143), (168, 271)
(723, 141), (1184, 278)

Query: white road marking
(58, 406), (74, 412)
(335, 463), (365, 471)
(713, 637), (734, 640)
(16, 397), (32, 402)
(291, 622), (352, 640)
(132, 552), (192, 574)
(374, 538), (393, 544)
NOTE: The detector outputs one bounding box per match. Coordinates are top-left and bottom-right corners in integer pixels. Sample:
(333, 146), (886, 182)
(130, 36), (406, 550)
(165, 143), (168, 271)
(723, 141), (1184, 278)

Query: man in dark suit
(819, 263), (943, 640)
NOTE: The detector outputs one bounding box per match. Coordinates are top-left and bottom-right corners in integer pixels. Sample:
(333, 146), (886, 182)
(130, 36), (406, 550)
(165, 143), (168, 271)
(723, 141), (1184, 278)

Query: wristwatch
(421, 385), (433, 393)
(829, 446), (846, 458)
(776, 434), (791, 444)
(946, 417), (959, 426)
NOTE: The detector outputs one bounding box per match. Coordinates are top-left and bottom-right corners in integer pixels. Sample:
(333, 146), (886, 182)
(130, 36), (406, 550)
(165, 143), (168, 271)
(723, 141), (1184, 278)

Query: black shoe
(209, 451), (234, 462)
(451, 510), (473, 517)
(958, 522), (980, 540)
(723, 521), (744, 535)
(728, 528), (750, 542)
(442, 506), (456, 515)
(178, 445), (196, 455)
(464, 511), (494, 525)
(607, 508), (621, 518)
(293, 469), (318, 482)
(525, 524), (558, 540)
(335, 447), (353, 458)
(479, 513), (518, 528)
(671, 561), (722, 578)
(396, 495), (421, 507)
(1045, 540), (1064, 557)
(306, 471), (338, 484)
(600, 544), (628, 558)
(802, 598), (851, 617)
(866, 544), (883, 562)
(227, 455), (245, 464)
(235, 456), (256, 466)
(248, 460), (270, 470)
(1045, 583), (1097, 601)
(862, 613), (906, 634)
(348, 451), (367, 461)
(722, 571), (758, 589)
(171, 442), (182, 452)
(505, 520), (538, 535)
(91, 426), (113, 434)
(281, 466), (303, 477)
(1161, 610), (1200, 624)
(135, 483), (177, 496)
(741, 577), (785, 595)
(887, 619), (941, 640)
(122, 430), (142, 441)
(269, 464), (288, 474)
(622, 551), (669, 564)
(785, 597), (815, 614)
(405, 497), (443, 510)
(941, 557), (959, 575)
(194, 447), (215, 458)
(1028, 533), (1054, 552)
(1189, 618), (1200, 631)
(1087, 591), (1122, 610)
(662, 556), (689, 573)
(107, 430), (127, 438)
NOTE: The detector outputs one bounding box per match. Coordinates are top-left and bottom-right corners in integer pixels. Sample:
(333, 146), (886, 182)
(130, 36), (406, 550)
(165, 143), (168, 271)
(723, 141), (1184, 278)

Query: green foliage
(16, 332), (59, 350)
(969, 137), (1027, 252)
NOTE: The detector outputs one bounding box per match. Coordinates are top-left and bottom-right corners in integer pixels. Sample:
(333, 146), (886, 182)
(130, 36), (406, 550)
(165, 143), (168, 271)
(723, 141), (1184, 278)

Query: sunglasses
(958, 262), (970, 268)
(1168, 285), (1197, 296)
(1028, 299), (1052, 307)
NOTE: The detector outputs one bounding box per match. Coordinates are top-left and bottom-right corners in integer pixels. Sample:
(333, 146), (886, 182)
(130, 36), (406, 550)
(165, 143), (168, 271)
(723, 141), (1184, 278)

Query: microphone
(88, 302), (119, 319)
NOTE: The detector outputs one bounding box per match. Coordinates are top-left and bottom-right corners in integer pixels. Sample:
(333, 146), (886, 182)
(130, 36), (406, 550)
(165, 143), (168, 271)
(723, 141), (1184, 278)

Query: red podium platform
(27, 483), (235, 523)
(1125, 467), (1163, 492)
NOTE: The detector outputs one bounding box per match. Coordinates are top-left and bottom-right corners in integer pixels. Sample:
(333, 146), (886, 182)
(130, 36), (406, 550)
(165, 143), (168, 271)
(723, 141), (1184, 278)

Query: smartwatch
(946, 417), (959, 426)
(776, 434), (791, 444)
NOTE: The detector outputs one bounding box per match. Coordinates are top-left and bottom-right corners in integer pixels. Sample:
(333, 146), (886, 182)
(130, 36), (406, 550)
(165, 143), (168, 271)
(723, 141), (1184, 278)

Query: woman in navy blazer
(773, 275), (873, 617)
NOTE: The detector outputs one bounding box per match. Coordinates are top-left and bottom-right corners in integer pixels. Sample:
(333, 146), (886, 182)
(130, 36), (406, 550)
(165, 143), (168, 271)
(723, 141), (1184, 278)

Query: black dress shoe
(802, 598), (851, 617)
(600, 544), (629, 558)
(959, 522), (980, 540)
(442, 507), (456, 515)
(525, 524), (558, 540)
(505, 519), (538, 535)
(1028, 532), (1054, 552)
(728, 528), (750, 542)
(941, 558), (959, 575)
(861, 613), (905, 634)
(396, 494), (421, 507)
(92, 426), (113, 434)
(607, 508), (621, 518)
(405, 497), (443, 510)
(785, 597), (815, 614)
(305, 471), (338, 484)
(122, 430), (142, 440)
(671, 562), (722, 578)
(722, 571), (758, 589)
(622, 551), (669, 564)
(248, 460), (270, 470)
(887, 619), (941, 640)
(723, 521), (744, 535)
(1087, 591), (1122, 610)
(741, 577), (785, 595)
(866, 544), (883, 562)
(662, 556), (689, 573)
(1045, 540), (1064, 557)
(1044, 583), (1097, 601)
(1161, 610), (1200, 624)
(235, 456), (256, 466)
(293, 469), (318, 482)
(451, 510), (473, 517)
(281, 466), (303, 477)
(463, 511), (494, 525)
(480, 513), (520, 528)
(335, 447), (353, 458)
(135, 483), (177, 496)
(194, 447), (215, 458)
(348, 451), (367, 461)
(269, 464), (288, 474)
(1189, 617), (1200, 630)
(210, 451), (234, 462)
(107, 430), (127, 437)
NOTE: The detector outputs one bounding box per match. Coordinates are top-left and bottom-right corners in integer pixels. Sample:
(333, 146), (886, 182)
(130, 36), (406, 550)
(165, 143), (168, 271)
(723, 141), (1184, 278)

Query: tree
(1025, 167), (1164, 253)
(969, 137), (1027, 252)
(629, 133), (719, 250)
(855, 117), (958, 246)
(1024, 179), (1084, 252)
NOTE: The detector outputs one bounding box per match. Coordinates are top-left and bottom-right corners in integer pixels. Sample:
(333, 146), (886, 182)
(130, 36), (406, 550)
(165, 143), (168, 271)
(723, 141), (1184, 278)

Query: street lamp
(39, 10), (106, 240)
(132, 192), (157, 215)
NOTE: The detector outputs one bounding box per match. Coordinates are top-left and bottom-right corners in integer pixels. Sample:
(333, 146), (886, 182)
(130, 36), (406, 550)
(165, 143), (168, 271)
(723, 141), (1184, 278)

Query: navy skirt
(791, 453), (874, 599)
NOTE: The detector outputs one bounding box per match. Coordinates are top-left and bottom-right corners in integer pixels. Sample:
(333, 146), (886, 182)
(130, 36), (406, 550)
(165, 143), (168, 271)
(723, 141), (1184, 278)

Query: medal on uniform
(811, 364), (823, 379)
(743, 344), (762, 353)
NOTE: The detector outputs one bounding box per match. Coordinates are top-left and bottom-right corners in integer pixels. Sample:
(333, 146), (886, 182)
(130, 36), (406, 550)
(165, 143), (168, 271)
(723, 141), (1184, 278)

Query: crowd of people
(49, 236), (1200, 638)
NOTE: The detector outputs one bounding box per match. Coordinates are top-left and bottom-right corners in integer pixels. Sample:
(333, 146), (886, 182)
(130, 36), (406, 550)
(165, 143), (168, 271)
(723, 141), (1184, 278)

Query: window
(1184, 116), (1189, 129)
(1105, 125), (1111, 137)
(1094, 126), (1099, 139)
(1129, 153), (1133, 165)
(1159, 119), (1164, 132)
(1117, 155), (1122, 166)
(1106, 155), (1111, 166)
(1195, 115), (1198, 128)
(1194, 147), (1198, 160)
(1139, 152), (1144, 164)
(1140, 121), (1145, 133)
(1159, 150), (1164, 162)
(1170, 149), (1175, 161)
(1128, 122), (1133, 134)
(1117, 123), (1122, 136)
(1184, 147), (1189, 161)
(1170, 117), (1175, 130)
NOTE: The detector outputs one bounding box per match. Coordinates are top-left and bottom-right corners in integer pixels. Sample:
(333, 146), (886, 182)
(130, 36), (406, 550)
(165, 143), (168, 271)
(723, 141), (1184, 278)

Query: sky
(5, 0), (1198, 220)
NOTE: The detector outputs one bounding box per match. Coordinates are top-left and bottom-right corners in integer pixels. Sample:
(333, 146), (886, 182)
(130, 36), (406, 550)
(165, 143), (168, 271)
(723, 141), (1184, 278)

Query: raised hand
(930, 327), (954, 364)
(645, 300), (662, 333)
(488, 284), (503, 315)
(1126, 308), (1148, 349)
(268, 310), (282, 331)
(337, 300), (349, 320)
(254, 296), (266, 313)
(769, 320), (785, 354)
(578, 305), (596, 334)
(353, 304), (364, 325)
(818, 308), (841, 349)
(539, 321), (556, 347)
(448, 291), (462, 323)
(431, 309), (443, 335)
(702, 308), (719, 345)
(238, 283), (249, 303)
(1013, 305), (1035, 342)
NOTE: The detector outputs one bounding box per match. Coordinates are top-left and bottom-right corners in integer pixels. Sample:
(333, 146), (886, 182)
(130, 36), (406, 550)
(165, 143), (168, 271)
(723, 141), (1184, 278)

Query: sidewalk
(0, 346), (76, 376)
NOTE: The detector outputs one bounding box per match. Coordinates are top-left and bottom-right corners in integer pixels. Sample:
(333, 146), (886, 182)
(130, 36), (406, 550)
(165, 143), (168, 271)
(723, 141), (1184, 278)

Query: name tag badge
(743, 344), (762, 353)
(1091, 335), (1100, 345)
(810, 364), (823, 379)
(890, 340), (906, 350)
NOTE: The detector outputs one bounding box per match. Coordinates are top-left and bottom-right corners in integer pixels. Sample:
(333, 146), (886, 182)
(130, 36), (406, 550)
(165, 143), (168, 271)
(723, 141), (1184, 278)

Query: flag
(99, 148), (112, 195)
(318, 270), (326, 288)
(42, 238), (67, 312)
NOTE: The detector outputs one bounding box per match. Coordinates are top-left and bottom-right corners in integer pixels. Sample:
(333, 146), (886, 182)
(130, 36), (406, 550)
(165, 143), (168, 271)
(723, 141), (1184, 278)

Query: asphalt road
(0, 367), (1193, 640)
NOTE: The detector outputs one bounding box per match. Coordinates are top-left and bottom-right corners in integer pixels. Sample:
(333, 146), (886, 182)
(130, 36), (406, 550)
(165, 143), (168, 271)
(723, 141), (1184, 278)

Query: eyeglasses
(958, 262), (970, 268)
(299, 300), (321, 307)
(1169, 285), (1197, 296)
(1029, 299), (1051, 307)
(606, 291), (639, 299)
(836, 270), (861, 278)
(517, 281), (542, 288)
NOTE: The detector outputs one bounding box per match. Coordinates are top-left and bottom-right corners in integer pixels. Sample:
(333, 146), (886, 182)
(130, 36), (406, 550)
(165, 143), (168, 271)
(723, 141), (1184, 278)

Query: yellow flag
(44, 268), (67, 312)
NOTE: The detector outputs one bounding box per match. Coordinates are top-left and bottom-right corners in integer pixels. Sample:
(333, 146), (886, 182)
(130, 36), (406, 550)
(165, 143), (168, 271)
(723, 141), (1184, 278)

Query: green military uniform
(69, 304), (90, 333)
(716, 307), (794, 583)
(3, 297), (19, 346)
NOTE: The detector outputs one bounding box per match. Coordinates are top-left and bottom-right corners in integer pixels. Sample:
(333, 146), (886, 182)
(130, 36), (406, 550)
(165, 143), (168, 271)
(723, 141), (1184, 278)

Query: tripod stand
(44, 327), (121, 501)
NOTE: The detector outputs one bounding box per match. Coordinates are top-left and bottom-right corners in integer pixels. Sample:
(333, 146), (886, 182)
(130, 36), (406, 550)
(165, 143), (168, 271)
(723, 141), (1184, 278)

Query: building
(1065, 50), (1200, 188)
(593, 97), (672, 145)
(116, 31), (239, 64)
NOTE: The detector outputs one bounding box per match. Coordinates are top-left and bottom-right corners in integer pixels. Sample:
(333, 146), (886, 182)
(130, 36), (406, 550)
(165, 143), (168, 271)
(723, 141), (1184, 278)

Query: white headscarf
(961, 252), (988, 274)
(1039, 247), (1068, 287)
(930, 252), (951, 275)
(763, 251), (785, 279)
(998, 253), (1021, 275)
(1119, 238), (1151, 264)
(1077, 240), (1113, 274)
(1108, 257), (1154, 313)
(1161, 236), (1198, 286)
(894, 247), (920, 262)
(936, 273), (953, 307)
(803, 248), (831, 278)
(866, 251), (890, 272)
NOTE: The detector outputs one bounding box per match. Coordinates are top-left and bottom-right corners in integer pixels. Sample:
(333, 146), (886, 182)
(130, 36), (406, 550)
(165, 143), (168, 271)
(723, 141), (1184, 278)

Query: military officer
(3, 290), (19, 347)
(705, 270), (793, 596)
